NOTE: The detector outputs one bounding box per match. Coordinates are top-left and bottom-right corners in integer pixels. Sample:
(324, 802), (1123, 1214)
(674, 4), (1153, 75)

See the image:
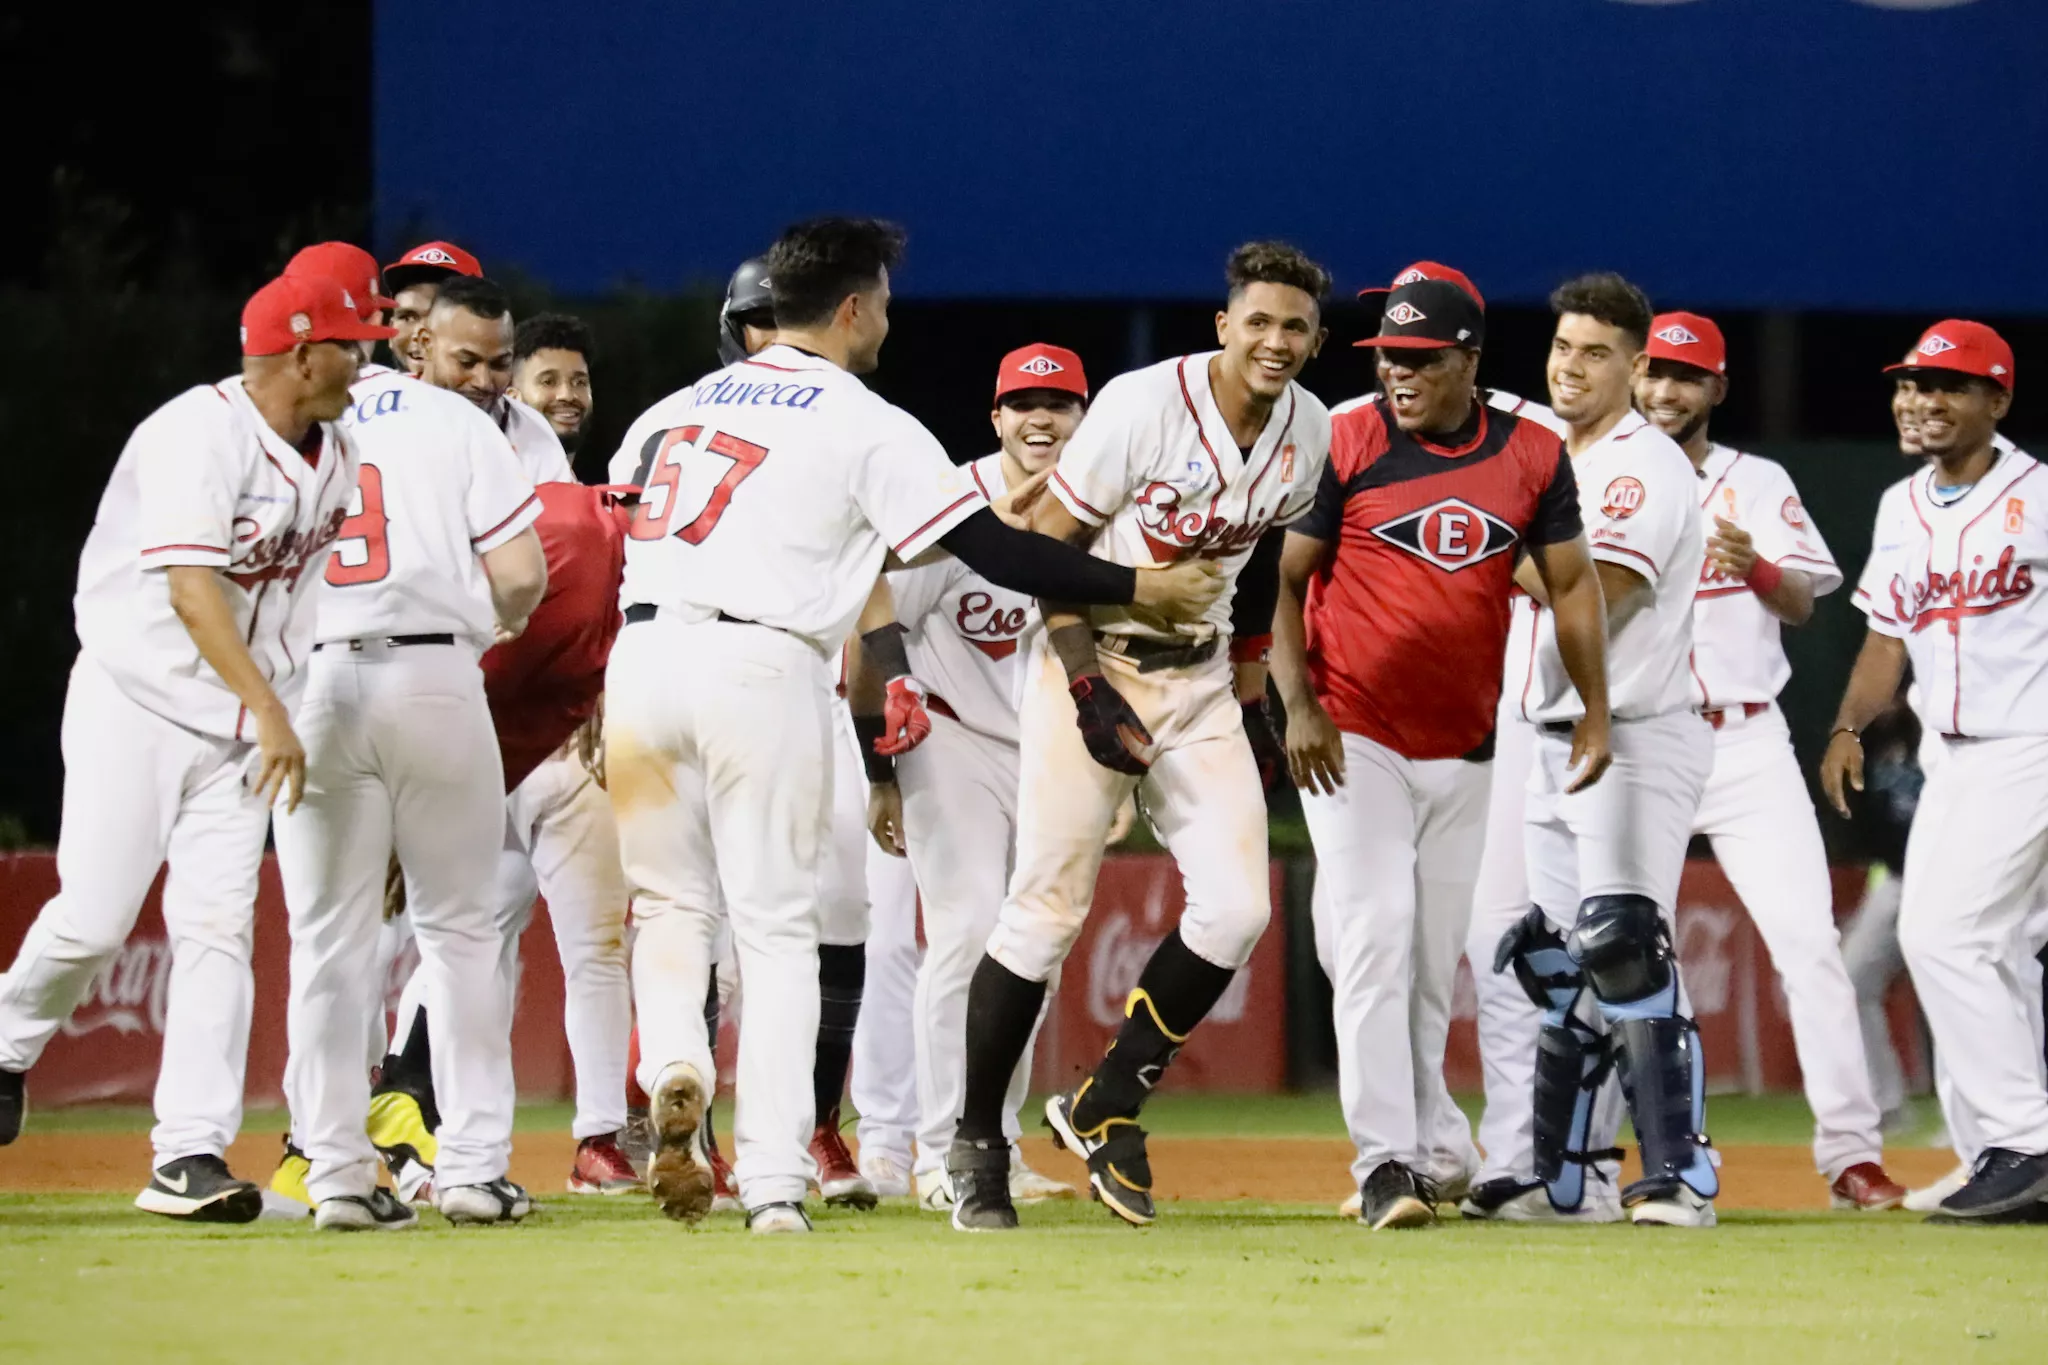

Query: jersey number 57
(628, 425), (768, 545)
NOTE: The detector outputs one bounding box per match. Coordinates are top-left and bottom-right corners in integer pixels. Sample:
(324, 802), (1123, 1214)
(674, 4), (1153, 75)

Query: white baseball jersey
(608, 344), (986, 656)
(320, 369), (541, 648)
(72, 376), (359, 742)
(1523, 411), (1704, 724)
(1690, 445), (1842, 707)
(496, 394), (576, 484)
(889, 452), (1034, 745)
(1049, 352), (1331, 643)
(1854, 441), (2048, 737)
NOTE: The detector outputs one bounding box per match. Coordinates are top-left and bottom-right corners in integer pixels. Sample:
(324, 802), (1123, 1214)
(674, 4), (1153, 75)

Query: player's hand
(1107, 794), (1138, 845)
(1565, 711), (1613, 793)
(1133, 558), (1225, 623)
(1820, 729), (1863, 818)
(990, 467), (1052, 530)
(494, 615), (530, 644)
(1708, 517), (1757, 579)
(874, 677), (933, 756)
(251, 703), (307, 813)
(1242, 695), (1285, 792)
(1286, 697), (1346, 796)
(1070, 674), (1154, 775)
(867, 782), (907, 856)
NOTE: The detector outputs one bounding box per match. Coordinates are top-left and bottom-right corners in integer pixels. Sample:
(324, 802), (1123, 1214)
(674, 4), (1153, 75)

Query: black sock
(813, 944), (865, 1126)
(379, 1006), (441, 1132)
(958, 953), (1046, 1143)
(1071, 930), (1233, 1130)
(702, 977), (722, 1153)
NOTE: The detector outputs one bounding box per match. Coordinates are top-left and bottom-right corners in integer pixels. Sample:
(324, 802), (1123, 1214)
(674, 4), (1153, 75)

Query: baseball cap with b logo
(383, 239), (485, 293)
(241, 274), (396, 356)
(1646, 311), (1727, 375)
(994, 343), (1089, 402)
(1885, 319), (2015, 392)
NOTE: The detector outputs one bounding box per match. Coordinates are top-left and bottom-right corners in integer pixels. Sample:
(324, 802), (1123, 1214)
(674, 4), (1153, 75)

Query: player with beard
(383, 241), (484, 378)
(513, 314), (596, 459)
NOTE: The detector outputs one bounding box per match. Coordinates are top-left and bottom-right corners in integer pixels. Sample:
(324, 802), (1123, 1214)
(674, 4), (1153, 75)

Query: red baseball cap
(241, 274), (396, 356)
(284, 242), (395, 319)
(994, 344), (1089, 402)
(383, 240), (485, 292)
(1646, 311), (1726, 376)
(1358, 261), (1484, 310)
(1885, 320), (2015, 392)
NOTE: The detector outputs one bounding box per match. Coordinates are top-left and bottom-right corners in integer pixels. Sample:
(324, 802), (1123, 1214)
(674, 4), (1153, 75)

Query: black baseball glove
(1070, 674), (1154, 775)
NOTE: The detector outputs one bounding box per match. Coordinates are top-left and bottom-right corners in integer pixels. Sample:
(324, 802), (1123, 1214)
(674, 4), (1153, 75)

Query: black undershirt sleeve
(1230, 527), (1284, 639)
(1290, 459), (1347, 546)
(1527, 442), (1584, 545)
(936, 507), (1137, 605)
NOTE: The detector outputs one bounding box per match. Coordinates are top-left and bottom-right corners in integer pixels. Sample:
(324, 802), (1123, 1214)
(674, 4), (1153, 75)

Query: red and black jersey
(1294, 400), (1579, 760)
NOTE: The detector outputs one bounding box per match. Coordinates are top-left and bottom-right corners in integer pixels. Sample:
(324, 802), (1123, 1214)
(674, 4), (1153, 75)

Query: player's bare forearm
(1709, 518), (1814, 625)
(1547, 570), (1612, 725)
(1512, 552), (1550, 606)
(1268, 532), (1322, 714)
(1234, 660), (1267, 703)
(480, 526), (548, 637)
(1755, 566), (1816, 626)
(1832, 630), (1907, 736)
(165, 566), (288, 722)
(1593, 560), (1650, 632)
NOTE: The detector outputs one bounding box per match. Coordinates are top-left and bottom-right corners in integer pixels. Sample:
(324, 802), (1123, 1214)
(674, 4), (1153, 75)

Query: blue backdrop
(375, 0), (2047, 309)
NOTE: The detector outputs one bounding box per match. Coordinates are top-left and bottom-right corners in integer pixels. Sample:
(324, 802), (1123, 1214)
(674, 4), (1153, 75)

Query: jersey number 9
(628, 425), (769, 545)
(326, 462), (391, 586)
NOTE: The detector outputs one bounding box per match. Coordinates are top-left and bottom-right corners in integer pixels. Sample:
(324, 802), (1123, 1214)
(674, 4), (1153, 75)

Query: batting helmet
(718, 256), (776, 367)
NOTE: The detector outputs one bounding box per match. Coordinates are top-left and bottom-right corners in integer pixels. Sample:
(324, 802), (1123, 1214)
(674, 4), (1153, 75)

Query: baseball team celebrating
(1, 214), (2044, 1235)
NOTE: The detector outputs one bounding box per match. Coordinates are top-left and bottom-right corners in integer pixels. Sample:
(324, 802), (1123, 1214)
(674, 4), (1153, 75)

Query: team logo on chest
(954, 590), (1029, 660)
(1370, 497), (1518, 572)
(1134, 479), (1272, 563)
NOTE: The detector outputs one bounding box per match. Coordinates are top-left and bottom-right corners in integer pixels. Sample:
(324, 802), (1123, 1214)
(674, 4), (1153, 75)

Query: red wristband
(1745, 557), (1783, 596)
(1230, 633), (1272, 664)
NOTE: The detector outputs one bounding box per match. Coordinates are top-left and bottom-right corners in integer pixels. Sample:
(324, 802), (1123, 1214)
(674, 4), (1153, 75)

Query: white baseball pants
(820, 704), (874, 948)
(852, 835), (921, 1167)
(986, 643), (1269, 983)
(1691, 704), (1883, 1178)
(898, 715), (1040, 1177)
(1303, 731), (1487, 1186)
(0, 655), (269, 1167)
(607, 616), (830, 1209)
(1838, 871), (1910, 1120)
(274, 644), (513, 1200)
(1899, 734), (2048, 1157)
(1463, 711), (1544, 1183)
(497, 748), (631, 1140)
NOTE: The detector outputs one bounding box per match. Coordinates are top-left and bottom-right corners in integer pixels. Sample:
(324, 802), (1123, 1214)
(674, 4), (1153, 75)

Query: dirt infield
(0, 1131), (1960, 1211)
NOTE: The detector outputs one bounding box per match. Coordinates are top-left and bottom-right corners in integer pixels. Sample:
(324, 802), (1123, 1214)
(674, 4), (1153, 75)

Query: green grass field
(2, 1096), (2038, 1364)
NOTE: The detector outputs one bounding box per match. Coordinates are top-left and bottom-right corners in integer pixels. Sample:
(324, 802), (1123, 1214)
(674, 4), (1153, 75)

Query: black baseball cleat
(315, 1188), (420, 1232)
(1935, 1148), (2048, 1220)
(1357, 1160), (1436, 1231)
(1044, 1091), (1155, 1227)
(1458, 1176), (1542, 1220)
(945, 1137), (1018, 1232)
(0, 1068), (24, 1146)
(134, 1154), (264, 1223)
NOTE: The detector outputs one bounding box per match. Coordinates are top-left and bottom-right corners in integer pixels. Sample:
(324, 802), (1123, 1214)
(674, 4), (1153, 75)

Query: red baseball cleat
(1829, 1161), (1908, 1211)
(709, 1140), (741, 1214)
(809, 1116), (878, 1210)
(567, 1132), (641, 1195)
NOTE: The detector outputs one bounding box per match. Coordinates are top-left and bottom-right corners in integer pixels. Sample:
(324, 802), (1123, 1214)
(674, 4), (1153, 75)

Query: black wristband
(861, 622), (911, 681)
(851, 713), (895, 782)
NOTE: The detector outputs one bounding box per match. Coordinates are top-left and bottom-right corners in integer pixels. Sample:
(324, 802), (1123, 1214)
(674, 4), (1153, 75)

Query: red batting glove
(874, 677), (932, 756)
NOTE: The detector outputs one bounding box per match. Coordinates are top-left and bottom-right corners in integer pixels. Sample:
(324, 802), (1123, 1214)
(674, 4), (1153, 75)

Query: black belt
(1094, 632), (1219, 674)
(313, 633), (455, 653)
(1540, 720), (1576, 737)
(623, 603), (762, 628)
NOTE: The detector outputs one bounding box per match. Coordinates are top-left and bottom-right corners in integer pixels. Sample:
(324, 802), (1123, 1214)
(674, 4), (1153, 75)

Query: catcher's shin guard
(1532, 1018), (1615, 1211)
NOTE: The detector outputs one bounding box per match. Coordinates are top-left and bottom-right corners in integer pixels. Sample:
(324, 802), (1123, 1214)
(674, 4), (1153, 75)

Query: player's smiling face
(1547, 313), (1644, 426)
(1215, 282), (1324, 401)
(423, 304), (516, 410)
(991, 392), (1084, 475)
(1376, 346), (1477, 435)
(1907, 373), (2008, 460)
(515, 347), (593, 439)
(389, 284), (439, 374)
(1634, 359), (1724, 448)
(1891, 375), (1924, 456)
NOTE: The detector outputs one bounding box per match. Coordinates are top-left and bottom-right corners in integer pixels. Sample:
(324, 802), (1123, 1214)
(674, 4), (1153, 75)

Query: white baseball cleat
(916, 1167), (955, 1211)
(1466, 1181), (1625, 1224)
(315, 1189), (418, 1232)
(1009, 1159), (1076, 1204)
(858, 1151), (912, 1200)
(435, 1178), (532, 1226)
(1626, 1183), (1717, 1228)
(746, 1201), (813, 1234)
(1903, 1163), (1969, 1213)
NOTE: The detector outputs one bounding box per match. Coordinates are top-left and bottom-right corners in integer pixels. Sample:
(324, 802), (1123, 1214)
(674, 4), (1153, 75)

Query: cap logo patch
(411, 247), (458, 266)
(289, 312), (312, 339)
(1393, 267), (1430, 286)
(1015, 355), (1065, 377)
(1387, 302), (1427, 325)
(1919, 335), (1957, 357)
(342, 289), (357, 310)
(1992, 363), (2008, 376)
(1654, 324), (1700, 347)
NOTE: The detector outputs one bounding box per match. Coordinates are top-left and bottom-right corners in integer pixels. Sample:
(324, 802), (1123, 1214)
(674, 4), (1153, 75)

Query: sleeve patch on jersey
(1600, 476), (1646, 520)
(1781, 495), (1807, 529)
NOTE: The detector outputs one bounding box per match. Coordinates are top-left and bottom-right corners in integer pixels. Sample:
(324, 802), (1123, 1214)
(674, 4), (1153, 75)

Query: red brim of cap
(332, 319), (399, 342)
(1883, 359), (2011, 390)
(368, 292), (397, 310)
(1352, 335), (1459, 350)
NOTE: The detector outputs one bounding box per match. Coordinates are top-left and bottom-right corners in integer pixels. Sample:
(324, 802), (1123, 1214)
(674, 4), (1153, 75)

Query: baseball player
(1823, 321), (2048, 1220)
(383, 240), (484, 377)
(514, 314), (596, 458)
(858, 343), (1097, 1211)
(1632, 311), (1906, 1210)
(0, 275), (377, 1223)
(1487, 273), (1719, 1228)
(418, 277), (575, 483)
(271, 291), (549, 1230)
(605, 218), (1220, 1233)
(946, 242), (1333, 1232)
(1272, 263), (1610, 1230)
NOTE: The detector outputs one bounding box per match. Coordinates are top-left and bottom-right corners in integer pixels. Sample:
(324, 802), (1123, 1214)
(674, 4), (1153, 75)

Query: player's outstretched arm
(937, 506), (1222, 623)
(1709, 515), (1816, 625)
(1821, 630), (1908, 818)
(1268, 531), (1343, 795)
(1529, 535), (1614, 792)
(164, 565), (305, 811)
(480, 526), (548, 641)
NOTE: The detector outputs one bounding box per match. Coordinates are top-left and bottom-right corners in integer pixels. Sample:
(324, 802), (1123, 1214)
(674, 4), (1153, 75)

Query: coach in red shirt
(1270, 263), (1612, 1231)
